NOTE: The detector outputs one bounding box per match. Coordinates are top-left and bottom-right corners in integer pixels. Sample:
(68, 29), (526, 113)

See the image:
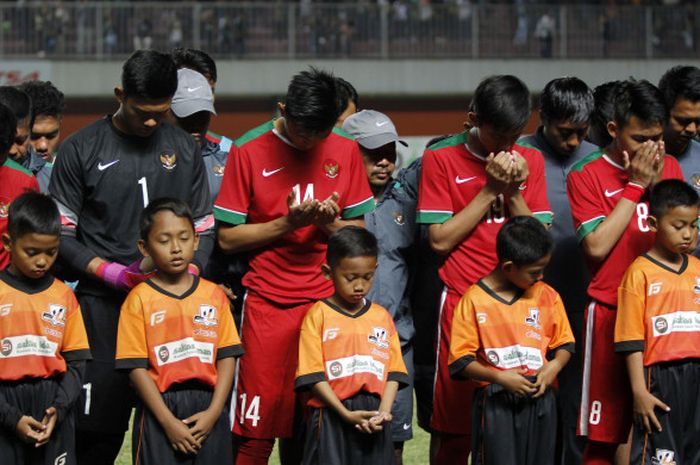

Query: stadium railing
(0, 2), (696, 59)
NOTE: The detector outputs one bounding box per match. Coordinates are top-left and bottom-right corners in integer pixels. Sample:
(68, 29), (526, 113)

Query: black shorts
(302, 393), (394, 465)
(0, 378), (77, 465)
(132, 384), (233, 465)
(630, 359), (700, 465)
(75, 293), (134, 434)
(472, 383), (557, 465)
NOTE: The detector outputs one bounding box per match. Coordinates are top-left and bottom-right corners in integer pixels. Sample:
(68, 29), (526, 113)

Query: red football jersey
(0, 158), (39, 269)
(416, 132), (552, 295)
(213, 121), (374, 305)
(567, 151), (684, 307)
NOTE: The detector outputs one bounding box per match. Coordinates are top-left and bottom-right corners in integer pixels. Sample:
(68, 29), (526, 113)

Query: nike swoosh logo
(187, 86), (202, 92)
(97, 160), (120, 171)
(376, 121), (389, 127)
(605, 188), (624, 197)
(455, 176), (477, 184)
(262, 167), (285, 177)
(402, 423), (411, 430)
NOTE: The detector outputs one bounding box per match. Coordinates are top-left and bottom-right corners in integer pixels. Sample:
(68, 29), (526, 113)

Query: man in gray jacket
(343, 110), (416, 465)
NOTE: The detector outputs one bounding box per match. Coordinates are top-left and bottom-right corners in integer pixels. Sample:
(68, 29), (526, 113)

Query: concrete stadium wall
(47, 58), (700, 97)
(44, 57), (700, 140)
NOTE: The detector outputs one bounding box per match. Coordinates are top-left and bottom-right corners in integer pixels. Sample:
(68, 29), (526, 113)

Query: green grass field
(115, 398), (431, 465)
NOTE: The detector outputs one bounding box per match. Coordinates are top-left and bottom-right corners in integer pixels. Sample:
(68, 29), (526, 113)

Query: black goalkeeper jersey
(50, 117), (213, 294)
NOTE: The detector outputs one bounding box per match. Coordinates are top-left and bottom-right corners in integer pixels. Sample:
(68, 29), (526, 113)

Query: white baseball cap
(342, 110), (407, 150)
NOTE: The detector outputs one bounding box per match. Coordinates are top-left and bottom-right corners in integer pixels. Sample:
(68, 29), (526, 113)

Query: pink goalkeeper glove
(96, 259), (153, 291)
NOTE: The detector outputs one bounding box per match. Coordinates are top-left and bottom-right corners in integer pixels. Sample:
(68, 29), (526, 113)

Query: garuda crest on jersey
(159, 152), (177, 171)
(323, 159), (340, 179)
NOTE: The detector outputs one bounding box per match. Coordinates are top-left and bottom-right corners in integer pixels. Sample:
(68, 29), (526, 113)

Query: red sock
(582, 441), (617, 465)
(234, 436), (275, 465)
(434, 433), (471, 465)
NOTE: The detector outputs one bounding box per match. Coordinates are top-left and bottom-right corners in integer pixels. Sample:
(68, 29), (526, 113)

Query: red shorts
(430, 288), (478, 435)
(577, 301), (632, 443)
(230, 290), (313, 439)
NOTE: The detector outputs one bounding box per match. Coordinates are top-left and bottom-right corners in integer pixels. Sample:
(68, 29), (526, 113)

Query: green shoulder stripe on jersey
(516, 140), (538, 151)
(2, 158), (33, 177)
(417, 211), (453, 224)
(332, 126), (354, 140)
(568, 149), (604, 173)
(428, 131), (468, 151)
(235, 121), (275, 148)
(206, 130), (222, 142)
(576, 216), (605, 242)
(341, 197), (375, 219)
(533, 212), (554, 225)
(213, 206), (247, 225)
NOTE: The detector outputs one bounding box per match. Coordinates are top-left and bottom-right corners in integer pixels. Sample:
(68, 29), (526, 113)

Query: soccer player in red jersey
(0, 103), (39, 270)
(566, 80), (684, 465)
(214, 68), (374, 465)
(417, 75), (552, 465)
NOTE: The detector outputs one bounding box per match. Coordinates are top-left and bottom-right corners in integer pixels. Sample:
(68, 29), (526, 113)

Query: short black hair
(140, 198), (194, 241)
(470, 75), (531, 134)
(0, 103), (17, 156)
(496, 216), (553, 266)
(122, 50), (178, 100)
(18, 80), (65, 118)
(540, 77), (594, 125)
(612, 79), (668, 129)
(284, 67), (342, 134)
(0, 87), (32, 124)
(7, 192), (60, 239)
(587, 80), (621, 148)
(425, 134), (452, 148)
(336, 77), (359, 110)
(649, 179), (699, 219)
(171, 48), (217, 84)
(659, 66), (700, 109)
(326, 226), (378, 268)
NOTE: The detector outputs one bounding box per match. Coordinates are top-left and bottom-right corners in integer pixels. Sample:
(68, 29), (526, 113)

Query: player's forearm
(85, 257), (107, 278)
(506, 192), (533, 217)
(582, 198), (637, 261)
(625, 351), (648, 396)
(217, 217), (296, 253)
(428, 188), (498, 255)
(546, 349), (571, 378)
(193, 234), (215, 273)
(59, 235), (101, 277)
(318, 218), (364, 236)
(208, 358), (236, 415)
(378, 381), (399, 413)
(311, 381), (351, 420)
(129, 369), (178, 426)
(463, 360), (501, 384)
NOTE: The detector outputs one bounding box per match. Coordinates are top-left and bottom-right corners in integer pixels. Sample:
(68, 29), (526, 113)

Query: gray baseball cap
(171, 68), (216, 118)
(342, 110), (407, 150)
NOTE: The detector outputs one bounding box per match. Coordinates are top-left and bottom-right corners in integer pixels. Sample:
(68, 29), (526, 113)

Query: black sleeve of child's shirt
(52, 360), (86, 424)
(0, 394), (23, 432)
